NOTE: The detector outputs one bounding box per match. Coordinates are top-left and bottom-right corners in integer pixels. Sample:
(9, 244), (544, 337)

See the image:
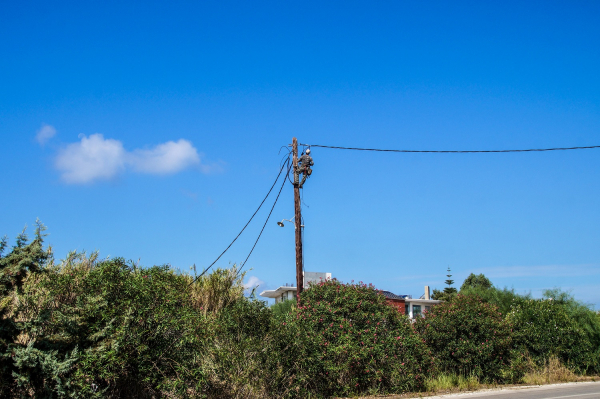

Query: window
(405, 303), (410, 316)
(413, 305), (422, 318)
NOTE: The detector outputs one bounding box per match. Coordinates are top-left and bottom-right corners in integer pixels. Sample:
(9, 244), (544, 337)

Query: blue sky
(2, 1), (600, 305)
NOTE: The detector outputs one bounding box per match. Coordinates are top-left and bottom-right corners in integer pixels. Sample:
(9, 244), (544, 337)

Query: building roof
(259, 286), (296, 299)
(405, 298), (442, 304)
(380, 290), (408, 300)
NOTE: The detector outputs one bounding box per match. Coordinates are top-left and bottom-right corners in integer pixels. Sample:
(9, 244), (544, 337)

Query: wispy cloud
(55, 134), (209, 184)
(472, 264), (600, 279)
(244, 275), (266, 295)
(129, 140), (200, 175)
(36, 124), (56, 145)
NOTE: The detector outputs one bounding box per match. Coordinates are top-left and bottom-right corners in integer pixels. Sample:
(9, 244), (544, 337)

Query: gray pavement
(408, 381), (600, 399)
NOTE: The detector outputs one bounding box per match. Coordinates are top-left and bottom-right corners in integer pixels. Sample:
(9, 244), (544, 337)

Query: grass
(424, 357), (584, 394)
(522, 356), (580, 385)
(424, 373), (481, 393)
(372, 357), (598, 399)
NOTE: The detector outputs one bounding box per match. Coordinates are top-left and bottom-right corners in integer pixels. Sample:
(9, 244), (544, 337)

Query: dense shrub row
(283, 280), (433, 396)
(1, 225), (599, 398)
(414, 294), (512, 381)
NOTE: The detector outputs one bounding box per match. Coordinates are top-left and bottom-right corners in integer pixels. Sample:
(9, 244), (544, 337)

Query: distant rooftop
(380, 290), (411, 300)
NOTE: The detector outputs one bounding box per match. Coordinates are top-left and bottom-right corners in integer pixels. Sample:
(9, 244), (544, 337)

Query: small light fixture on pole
(277, 217), (303, 228)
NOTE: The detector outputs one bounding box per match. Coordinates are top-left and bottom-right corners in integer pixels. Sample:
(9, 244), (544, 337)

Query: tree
(414, 294), (512, 382)
(444, 267), (457, 295)
(280, 279), (432, 396)
(508, 298), (597, 373)
(431, 267), (458, 301)
(431, 288), (453, 302)
(460, 273), (492, 291)
(0, 221), (51, 396)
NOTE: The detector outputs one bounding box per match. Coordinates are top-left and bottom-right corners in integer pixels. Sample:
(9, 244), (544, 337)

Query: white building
(404, 298), (442, 319)
(382, 286), (442, 319)
(259, 271), (331, 303)
(260, 275), (442, 319)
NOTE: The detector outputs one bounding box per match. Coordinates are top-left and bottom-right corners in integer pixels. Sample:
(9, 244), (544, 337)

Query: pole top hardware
(277, 217), (304, 229)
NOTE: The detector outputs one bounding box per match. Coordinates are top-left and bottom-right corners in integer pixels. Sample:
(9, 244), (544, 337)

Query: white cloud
(56, 134), (126, 184)
(129, 139), (200, 174)
(55, 134), (204, 184)
(36, 124), (56, 145)
(244, 276), (266, 295)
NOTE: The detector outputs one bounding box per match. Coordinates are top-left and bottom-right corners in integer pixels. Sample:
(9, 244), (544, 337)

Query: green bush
(202, 298), (286, 398)
(280, 279), (432, 397)
(458, 285), (530, 316)
(271, 299), (295, 316)
(5, 238), (285, 398)
(543, 288), (600, 372)
(508, 298), (598, 374)
(414, 294), (512, 382)
(0, 222), (51, 396)
(12, 254), (211, 397)
(3, 223), (599, 397)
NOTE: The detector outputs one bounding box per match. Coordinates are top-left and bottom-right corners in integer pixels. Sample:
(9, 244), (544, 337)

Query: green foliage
(282, 279), (433, 397)
(460, 273), (492, 291)
(2, 223), (599, 397)
(202, 297), (286, 398)
(0, 221), (49, 295)
(431, 289), (455, 302)
(12, 254), (211, 397)
(432, 267), (458, 301)
(189, 266), (246, 315)
(414, 294), (512, 382)
(542, 289), (600, 355)
(444, 267), (457, 295)
(459, 285), (530, 316)
(270, 298), (296, 316)
(0, 221), (51, 396)
(0, 223), (287, 398)
(425, 373), (480, 392)
(458, 279), (600, 377)
(508, 298), (599, 374)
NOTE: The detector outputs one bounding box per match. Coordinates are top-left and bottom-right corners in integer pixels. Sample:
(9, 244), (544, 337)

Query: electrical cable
(188, 157), (290, 286)
(159, 157), (290, 363)
(238, 160), (290, 274)
(298, 143), (600, 153)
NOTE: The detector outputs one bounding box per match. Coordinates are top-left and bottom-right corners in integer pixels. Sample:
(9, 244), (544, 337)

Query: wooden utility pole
(292, 137), (304, 299)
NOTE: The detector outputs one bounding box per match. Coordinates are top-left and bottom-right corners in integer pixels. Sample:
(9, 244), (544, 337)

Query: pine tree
(443, 266), (457, 295)
(431, 267), (458, 301)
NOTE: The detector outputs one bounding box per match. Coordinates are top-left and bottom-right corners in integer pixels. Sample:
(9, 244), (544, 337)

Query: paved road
(408, 382), (600, 399)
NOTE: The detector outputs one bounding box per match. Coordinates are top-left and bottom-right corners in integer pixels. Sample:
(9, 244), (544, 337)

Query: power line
(238, 160), (290, 274)
(298, 143), (600, 153)
(159, 158), (291, 363)
(188, 157), (290, 286)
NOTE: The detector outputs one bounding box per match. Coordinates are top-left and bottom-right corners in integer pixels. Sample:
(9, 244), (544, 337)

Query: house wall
(404, 300), (441, 319)
(304, 272), (331, 286)
(385, 298), (406, 313)
(275, 289), (296, 303)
